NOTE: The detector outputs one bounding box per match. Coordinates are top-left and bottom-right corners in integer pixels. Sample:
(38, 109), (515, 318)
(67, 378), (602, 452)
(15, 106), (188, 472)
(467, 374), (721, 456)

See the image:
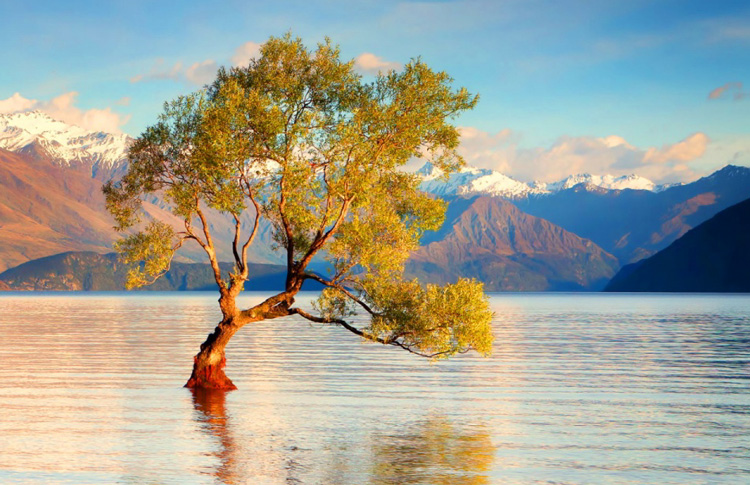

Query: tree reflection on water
(191, 388), (239, 484)
(191, 389), (495, 483)
(369, 417), (496, 484)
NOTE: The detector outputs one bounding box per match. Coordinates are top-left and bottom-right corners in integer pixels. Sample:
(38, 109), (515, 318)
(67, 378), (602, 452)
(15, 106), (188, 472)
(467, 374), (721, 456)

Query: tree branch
(288, 307), (454, 359)
(195, 203), (226, 290)
(302, 272), (378, 316)
(296, 197), (351, 272)
(231, 214), (243, 274)
(240, 175), (262, 277)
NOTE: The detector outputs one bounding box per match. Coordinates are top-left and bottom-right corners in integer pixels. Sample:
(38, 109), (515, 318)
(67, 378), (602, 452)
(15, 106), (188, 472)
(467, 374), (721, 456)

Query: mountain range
(605, 197), (750, 292)
(0, 111), (748, 291)
(0, 111), (131, 180)
(417, 160), (750, 265)
(0, 112), (280, 272)
(417, 161), (671, 199)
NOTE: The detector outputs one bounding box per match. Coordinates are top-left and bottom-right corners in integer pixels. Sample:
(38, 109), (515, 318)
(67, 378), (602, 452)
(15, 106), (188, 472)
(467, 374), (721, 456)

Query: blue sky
(1, 0), (749, 182)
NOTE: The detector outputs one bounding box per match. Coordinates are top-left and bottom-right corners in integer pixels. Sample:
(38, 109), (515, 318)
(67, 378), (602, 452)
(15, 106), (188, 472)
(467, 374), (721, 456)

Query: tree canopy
(104, 33), (493, 387)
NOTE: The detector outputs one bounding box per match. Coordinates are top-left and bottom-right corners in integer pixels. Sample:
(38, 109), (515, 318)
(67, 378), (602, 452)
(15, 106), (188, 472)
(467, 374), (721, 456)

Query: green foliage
(114, 221), (177, 289)
(363, 277), (493, 358)
(105, 31), (493, 358)
(313, 277), (493, 358)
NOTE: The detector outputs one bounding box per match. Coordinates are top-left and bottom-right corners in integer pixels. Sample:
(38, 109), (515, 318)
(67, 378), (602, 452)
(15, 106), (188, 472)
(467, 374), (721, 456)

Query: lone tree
(104, 34), (493, 390)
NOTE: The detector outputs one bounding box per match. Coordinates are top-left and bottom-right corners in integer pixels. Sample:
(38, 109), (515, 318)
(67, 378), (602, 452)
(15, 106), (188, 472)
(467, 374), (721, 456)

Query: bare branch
(296, 197), (351, 272)
(195, 203), (226, 290)
(239, 174), (262, 276)
(278, 170), (295, 279)
(183, 219), (207, 249)
(231, 214), (243, 274)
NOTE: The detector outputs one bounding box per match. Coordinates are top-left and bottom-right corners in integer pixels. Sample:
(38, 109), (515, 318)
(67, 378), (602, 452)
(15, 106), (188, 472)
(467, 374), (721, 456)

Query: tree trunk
(184, 290), (294, 390)
(185, 319), (240, 391)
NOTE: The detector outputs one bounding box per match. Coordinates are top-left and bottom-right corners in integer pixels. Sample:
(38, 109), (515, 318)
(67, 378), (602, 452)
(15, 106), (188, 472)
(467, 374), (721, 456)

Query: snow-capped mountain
(418, 162), (546, 199)
(532, 173), (661, 193)
(0, 111), (131, 178)
(417, 162), (673, 199)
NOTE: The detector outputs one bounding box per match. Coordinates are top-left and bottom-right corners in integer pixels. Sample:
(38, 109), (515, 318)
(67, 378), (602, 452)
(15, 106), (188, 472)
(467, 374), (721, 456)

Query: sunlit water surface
(1, 292), (749, 484)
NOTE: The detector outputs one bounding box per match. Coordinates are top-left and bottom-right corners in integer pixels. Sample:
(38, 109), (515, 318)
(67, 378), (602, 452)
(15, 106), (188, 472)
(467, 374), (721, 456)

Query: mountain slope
(605, 197), (750, 292)
(0, 148), (118, 272)
(0, 123), (283, 271)
(406, 196), (619, 291)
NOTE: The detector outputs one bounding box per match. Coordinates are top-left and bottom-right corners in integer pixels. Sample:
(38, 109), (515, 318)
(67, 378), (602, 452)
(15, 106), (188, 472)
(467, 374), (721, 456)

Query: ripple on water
(0, 292), (749, 484)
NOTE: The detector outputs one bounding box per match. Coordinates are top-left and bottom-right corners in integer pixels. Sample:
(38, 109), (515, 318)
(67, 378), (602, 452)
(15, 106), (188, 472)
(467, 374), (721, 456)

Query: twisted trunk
(185, 291), (242, 390)
(185, 286), (300, 390)
(185, 318), (241, 390)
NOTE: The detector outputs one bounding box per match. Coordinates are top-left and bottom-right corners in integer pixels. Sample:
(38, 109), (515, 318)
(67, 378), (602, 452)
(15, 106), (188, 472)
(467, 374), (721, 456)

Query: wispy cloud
(354, 53), (401, 75)
(708, 82), (747, 100)
(0, 92), (130, 134)
(705, 18), (750, 43)
(130, 58), (218, 86)
(131, 40), (264, 86)
(184, 60), (219, 85)
(130, 58), (183, 83)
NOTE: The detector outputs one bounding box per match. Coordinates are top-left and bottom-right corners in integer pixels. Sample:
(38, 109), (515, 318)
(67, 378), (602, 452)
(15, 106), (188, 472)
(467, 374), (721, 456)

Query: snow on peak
(418, 162), (542, 199)
(0, 111), (132, 177)
(417, 162), (662, 199)
(533, 173), (658, 192)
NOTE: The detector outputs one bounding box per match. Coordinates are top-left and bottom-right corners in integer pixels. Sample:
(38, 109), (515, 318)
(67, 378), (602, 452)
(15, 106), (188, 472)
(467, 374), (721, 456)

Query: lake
(0, 292), (749, 484)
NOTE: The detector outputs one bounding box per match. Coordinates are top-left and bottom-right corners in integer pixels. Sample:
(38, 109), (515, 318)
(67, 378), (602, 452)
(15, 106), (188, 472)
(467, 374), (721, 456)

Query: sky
(1, 0), (748, 183)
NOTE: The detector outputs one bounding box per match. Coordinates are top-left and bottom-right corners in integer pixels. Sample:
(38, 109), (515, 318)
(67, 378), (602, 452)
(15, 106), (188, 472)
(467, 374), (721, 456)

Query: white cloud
(455, 127), (712, 183)
(456, 126), (516, 173)
(643, 133), (709, 164)
(354, 53), (401, 75)
(185, 59), (219, 85)
(0, 92), (37, 113)
(231, 41), (262, 68)
(0, 92), (130, 134)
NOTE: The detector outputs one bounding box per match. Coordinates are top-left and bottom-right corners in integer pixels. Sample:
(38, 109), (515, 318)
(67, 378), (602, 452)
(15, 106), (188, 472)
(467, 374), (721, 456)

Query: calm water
(0, 292), (749, 484)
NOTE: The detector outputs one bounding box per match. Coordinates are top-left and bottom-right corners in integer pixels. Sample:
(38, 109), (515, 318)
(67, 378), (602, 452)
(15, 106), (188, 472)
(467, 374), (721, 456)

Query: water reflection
(192, 387), (495, 484)
(1, 293), (750, 483)
(191, 389), (240, 484)
(370, 417), (496, 484)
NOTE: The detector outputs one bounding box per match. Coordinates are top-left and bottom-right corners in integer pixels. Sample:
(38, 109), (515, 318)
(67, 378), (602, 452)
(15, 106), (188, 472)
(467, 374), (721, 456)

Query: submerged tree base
(185, 356), (237, 391)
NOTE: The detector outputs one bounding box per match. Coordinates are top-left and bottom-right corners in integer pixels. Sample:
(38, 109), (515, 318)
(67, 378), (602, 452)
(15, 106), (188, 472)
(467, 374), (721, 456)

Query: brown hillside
(0, 148), (117, 272)
(0, 148), (282, 272)
(407, 197), (619, 291)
